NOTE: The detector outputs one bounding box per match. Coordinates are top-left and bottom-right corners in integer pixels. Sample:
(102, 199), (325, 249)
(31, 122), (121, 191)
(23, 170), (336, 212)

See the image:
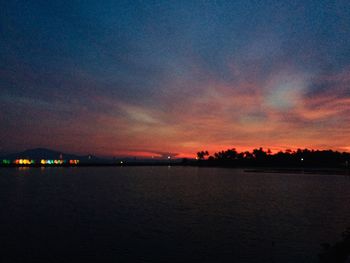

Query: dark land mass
(1, 148), (350, 176)
(194, 147), (350, 169)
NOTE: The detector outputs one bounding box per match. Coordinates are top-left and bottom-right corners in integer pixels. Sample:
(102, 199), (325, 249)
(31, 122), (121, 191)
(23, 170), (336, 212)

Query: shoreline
(1, 163), (349, 175)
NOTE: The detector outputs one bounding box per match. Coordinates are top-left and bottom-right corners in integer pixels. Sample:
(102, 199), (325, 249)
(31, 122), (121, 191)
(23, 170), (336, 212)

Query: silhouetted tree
(253, 147), (267, 160)
(197, 151), (209, 160)
(244, 151), (253, 159)
(194, 146), (350, 168)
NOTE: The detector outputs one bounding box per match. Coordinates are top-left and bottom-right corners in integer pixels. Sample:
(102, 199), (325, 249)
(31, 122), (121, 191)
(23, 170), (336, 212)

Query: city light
(40, 159), (66, 165)
(1, 159), (79, 166)
(69, 160), (80, 165)
(2, 159), (11, 165)
(14, 159), (35, 165)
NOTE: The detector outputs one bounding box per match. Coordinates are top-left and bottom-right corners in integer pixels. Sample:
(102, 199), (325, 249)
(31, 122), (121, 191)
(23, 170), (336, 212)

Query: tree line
(196, 148), (350, 168)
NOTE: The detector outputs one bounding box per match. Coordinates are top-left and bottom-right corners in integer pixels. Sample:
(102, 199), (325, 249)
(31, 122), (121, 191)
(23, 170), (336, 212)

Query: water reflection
(0, 167), (349, 263)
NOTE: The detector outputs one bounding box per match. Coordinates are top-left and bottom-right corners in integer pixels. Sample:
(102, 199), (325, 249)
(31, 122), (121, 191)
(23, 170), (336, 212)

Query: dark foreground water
(0, 167), (349, 263)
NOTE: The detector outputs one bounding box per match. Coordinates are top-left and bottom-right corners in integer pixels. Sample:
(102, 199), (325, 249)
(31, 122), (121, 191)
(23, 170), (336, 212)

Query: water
(0, 166), (349, 263)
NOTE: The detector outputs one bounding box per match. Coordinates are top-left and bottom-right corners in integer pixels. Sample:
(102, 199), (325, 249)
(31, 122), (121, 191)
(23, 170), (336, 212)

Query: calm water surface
(0, 167), (349, 262)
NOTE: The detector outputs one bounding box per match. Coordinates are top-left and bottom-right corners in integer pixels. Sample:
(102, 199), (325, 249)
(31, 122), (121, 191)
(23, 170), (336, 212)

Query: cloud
(2, 1), (350, 156)
(117, 103), (160, 125)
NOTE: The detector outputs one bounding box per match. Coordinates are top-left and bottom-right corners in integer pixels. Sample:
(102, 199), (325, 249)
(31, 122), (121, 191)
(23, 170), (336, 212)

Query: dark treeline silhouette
(196, 148), (350, 168)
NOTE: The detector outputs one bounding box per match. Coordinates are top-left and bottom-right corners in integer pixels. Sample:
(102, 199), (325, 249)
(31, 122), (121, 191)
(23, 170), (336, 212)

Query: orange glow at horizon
(2, 1), (350, 161)
(2, 64), (349, 158)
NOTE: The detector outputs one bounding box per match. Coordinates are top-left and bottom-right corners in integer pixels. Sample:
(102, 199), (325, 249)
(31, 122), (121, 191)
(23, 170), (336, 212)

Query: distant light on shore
(1, 159), (81, 166)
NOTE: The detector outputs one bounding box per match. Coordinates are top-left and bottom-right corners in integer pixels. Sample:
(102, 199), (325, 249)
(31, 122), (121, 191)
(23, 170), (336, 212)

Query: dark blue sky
(1, 0), (350, 157)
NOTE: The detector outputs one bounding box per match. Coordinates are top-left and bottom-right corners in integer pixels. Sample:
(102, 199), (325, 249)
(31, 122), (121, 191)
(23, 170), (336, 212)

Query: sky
(1, 0), (350, 158)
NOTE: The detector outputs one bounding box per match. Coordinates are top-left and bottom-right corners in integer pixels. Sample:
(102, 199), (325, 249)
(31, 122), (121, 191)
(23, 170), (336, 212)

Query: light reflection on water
(0, 166), (349, 263)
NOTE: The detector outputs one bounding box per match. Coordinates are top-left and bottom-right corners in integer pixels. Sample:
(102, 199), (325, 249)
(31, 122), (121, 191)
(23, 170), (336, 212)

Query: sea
(0, 166), (349, 262)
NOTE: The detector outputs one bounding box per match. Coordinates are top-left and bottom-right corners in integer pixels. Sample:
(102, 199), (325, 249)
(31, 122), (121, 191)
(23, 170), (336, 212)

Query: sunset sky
(1, 0), (350, 158)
